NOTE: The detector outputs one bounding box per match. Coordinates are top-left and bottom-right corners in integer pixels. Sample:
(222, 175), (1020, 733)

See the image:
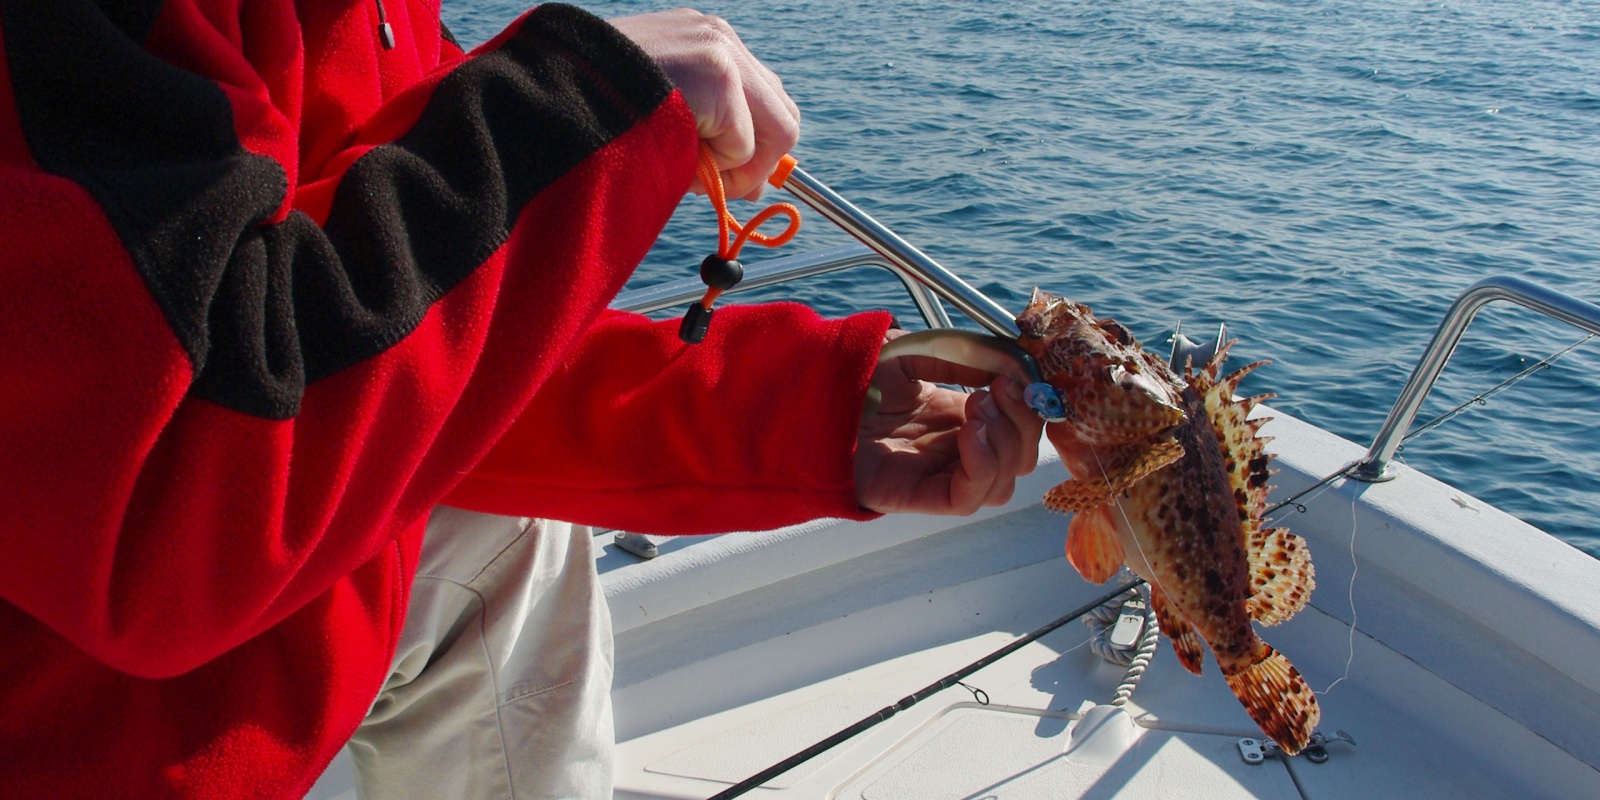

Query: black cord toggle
(679, 254), (743, 344)
(678, 303), (714, 344)
(700, 254), (744, 291)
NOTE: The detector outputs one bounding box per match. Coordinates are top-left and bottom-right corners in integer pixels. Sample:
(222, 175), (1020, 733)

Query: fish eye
(1101, 319), (1134, 345)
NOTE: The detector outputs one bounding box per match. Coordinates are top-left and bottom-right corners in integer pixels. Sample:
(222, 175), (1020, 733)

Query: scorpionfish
(1016, 288), (1320, 754)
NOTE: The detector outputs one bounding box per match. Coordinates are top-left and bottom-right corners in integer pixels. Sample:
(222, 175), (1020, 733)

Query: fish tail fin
(1223, 641), (1321, 755)
(1149, 586), (1206, 675)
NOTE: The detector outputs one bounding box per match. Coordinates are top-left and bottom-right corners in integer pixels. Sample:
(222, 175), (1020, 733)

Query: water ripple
(447, 0), (1600, 559)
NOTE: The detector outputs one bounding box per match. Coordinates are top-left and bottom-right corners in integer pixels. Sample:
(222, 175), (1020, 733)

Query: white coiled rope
(1083, 572), (1162, 706)
(1110, 598), (1161, 707)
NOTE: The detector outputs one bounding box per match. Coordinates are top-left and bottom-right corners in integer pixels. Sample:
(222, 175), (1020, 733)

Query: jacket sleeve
(0, 2), (697, 677)
(444, 304), (894, 534)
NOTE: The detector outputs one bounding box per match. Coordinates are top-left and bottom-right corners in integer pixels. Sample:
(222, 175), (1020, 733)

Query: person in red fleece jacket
(0, 2), (1044, 798)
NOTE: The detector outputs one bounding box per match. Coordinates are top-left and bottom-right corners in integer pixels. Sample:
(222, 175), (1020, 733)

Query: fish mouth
(1017, 288), (1058, 338)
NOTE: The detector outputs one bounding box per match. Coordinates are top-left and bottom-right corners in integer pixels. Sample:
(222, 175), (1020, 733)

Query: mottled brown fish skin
(1124, 380), (1263, 671)
(1017, 287), (1320, 754)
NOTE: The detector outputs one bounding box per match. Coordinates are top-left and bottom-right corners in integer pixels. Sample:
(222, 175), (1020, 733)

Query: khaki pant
(346, 508), (615, 799)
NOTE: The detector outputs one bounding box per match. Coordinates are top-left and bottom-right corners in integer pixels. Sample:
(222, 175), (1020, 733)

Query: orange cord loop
(679, 142), (802, 344)
(696, 143), (801, 262)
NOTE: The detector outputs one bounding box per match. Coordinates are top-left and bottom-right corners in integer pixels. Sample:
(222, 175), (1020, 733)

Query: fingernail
(977, 391), (1001, 421)
(975, 420), (990, 447)
(1003, 380), (1024, 403)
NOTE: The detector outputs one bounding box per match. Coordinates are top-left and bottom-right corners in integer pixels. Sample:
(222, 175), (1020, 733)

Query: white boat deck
(603, 407), (1600, 800)
(303, 403), (1600, 799)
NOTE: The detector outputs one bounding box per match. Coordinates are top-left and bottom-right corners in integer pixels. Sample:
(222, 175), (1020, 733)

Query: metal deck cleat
(1239, 729), (1358, 765)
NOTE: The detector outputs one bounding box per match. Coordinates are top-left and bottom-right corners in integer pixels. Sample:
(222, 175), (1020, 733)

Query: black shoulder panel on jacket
(91, 0), (165, 41)
(4, 2), (674, 419)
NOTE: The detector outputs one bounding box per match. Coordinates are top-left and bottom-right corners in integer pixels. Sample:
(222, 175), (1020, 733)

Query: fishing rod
(706, 578), (1147, 800)
(672, 154), (1133, 797)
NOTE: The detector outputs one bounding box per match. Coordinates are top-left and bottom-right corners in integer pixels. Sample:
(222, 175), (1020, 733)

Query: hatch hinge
(1238, 730), (1357, 765)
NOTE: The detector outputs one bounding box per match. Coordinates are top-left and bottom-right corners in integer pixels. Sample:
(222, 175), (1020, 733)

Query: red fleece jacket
(0, 2), (888, 797)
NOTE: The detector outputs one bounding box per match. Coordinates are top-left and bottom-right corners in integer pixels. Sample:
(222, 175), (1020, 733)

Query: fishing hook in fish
(868, 328), (1067, 422)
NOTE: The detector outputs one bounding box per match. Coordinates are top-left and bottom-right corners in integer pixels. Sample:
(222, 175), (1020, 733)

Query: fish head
(1016, 288), (1186, 449)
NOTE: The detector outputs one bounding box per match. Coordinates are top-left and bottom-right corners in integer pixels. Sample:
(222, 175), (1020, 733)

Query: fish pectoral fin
(1223, 642), (1321, 756)
(1150, 586), (1206, 675)
(1045, 440), (1185, 515)
(1116, 438), (1185, 490)
(1245, 526), (1316, 626)
(1044, 478), (1116, 514)
(1065, 504), (1126, 584)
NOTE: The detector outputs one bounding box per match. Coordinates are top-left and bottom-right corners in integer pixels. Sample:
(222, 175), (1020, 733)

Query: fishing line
(1400, 333), (1593, 448)
(1262, 337), (1593, 697)
(1318, 494), (1360, 696)
(1263, 467), (1352, 527)
(1263, 463), (1360, 519)
(1266, 333), (1593, 519)
(1084, 443), (1176, 608)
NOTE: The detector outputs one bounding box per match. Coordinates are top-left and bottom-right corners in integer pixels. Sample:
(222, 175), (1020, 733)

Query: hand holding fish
(855, 330), (1044, 516)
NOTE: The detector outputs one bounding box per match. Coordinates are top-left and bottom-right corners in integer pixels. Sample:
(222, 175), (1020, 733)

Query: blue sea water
(446, 0), (1600, 559)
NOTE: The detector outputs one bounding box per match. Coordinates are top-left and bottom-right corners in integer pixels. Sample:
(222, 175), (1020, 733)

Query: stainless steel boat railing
(608, 243), (991, 560)
(776, 166), (1021, 338)
(1351, 275), (1600, 482)
(613, 242), (964, 330)
(616, 161), (1026, 338)
(617, 228), (1600, 489)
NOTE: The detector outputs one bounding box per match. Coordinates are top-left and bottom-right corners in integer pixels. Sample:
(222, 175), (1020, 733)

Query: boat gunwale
(602, 402), (1600, 774)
